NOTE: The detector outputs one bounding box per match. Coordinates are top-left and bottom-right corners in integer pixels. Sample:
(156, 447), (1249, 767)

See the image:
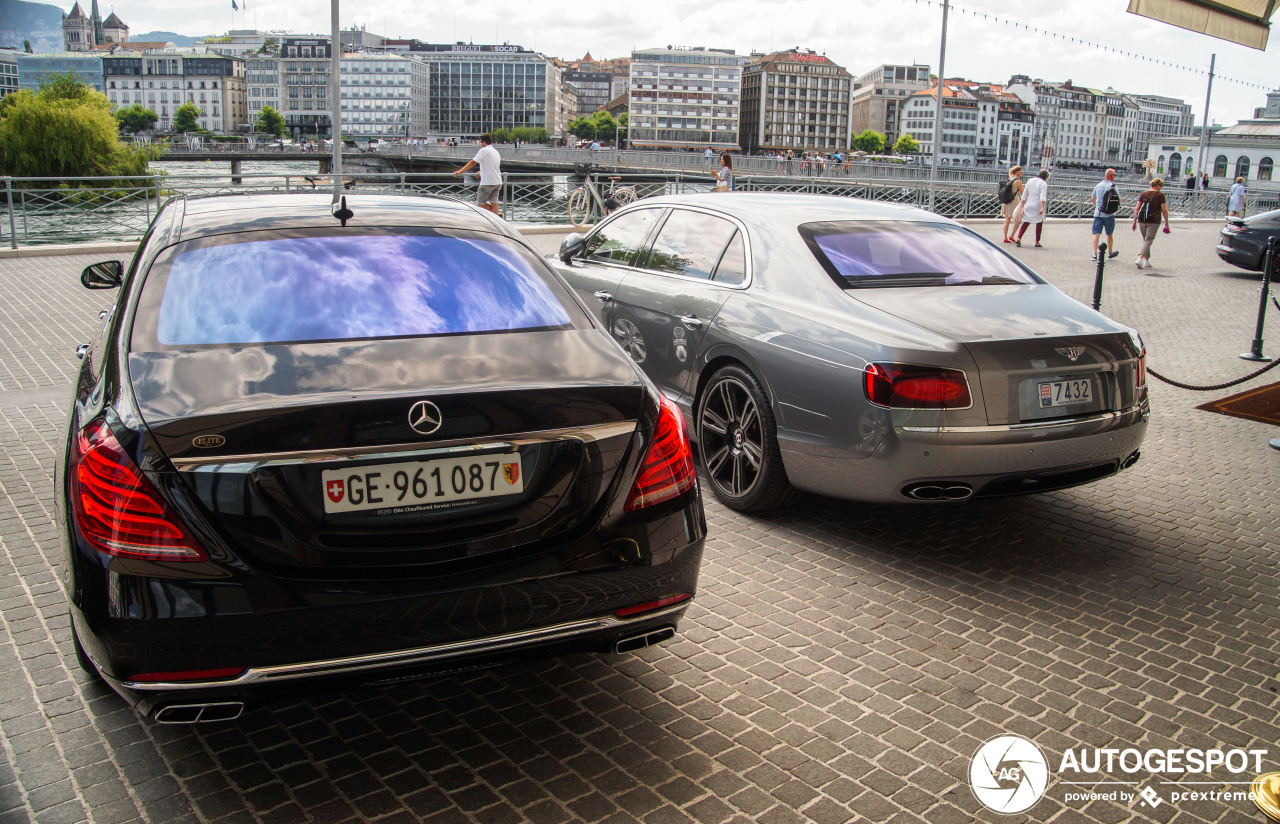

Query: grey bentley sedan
(552, 193), (1149, 512)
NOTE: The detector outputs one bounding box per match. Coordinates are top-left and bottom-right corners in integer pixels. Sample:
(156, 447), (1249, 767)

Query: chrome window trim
(172, 420), (638, 471)
(119, 603), (689, 691)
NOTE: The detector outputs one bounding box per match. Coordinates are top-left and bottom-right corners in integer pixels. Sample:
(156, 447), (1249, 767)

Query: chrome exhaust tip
(615, 626), (676, 654)
(154, 702), (244, 724)
(1121, 450), (1141, 469)
(902, 483), (973, 501)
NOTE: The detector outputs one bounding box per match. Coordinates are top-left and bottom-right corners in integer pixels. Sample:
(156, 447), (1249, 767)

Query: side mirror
(81, 260), (123, 290)
(558, 233), (587, 265)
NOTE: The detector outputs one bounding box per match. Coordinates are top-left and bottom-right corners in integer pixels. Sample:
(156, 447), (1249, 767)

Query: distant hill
(131, 30), (200, 47)
(0, 0), (63, 52)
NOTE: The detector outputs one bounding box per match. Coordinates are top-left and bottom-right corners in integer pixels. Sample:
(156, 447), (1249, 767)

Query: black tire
(70, 616), (101, 680)
(695, 365), (796, 512)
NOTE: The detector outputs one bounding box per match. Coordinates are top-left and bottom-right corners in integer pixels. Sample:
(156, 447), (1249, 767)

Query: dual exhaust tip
(902, 482), (973, 501)
(154, 702), (244, 724)
(615, 626), (676, 654)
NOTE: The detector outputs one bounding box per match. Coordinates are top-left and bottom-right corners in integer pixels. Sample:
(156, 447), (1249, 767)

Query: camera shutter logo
(969, 735), (1050, 814)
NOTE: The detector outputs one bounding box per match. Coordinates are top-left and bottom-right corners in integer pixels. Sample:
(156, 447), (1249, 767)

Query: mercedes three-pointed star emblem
(408, 400), (443, 435)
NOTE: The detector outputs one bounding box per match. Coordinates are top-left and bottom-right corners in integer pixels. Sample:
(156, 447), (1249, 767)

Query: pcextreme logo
(968, 734), (1271, 815)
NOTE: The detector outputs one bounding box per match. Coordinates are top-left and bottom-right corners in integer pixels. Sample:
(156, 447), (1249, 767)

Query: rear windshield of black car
(131, 229), (589, 349)
(799, 221), (1042, 288)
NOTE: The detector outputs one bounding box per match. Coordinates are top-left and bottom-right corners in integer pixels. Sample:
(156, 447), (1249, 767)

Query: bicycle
(567, 171), (637, 230)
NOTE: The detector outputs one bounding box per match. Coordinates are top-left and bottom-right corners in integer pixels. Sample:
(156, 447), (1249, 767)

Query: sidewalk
(0, 220), (1276, 824)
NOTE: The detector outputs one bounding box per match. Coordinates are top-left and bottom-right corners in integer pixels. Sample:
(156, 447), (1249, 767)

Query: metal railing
(2, 170), (1269, 248)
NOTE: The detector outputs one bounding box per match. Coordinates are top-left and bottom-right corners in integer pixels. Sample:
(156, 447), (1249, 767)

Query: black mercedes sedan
(1217, 208), (1280, 274)
(56, 193), (704, 723)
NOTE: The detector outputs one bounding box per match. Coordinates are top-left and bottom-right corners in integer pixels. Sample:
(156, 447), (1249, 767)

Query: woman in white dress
(1015, 168), (1050, 247)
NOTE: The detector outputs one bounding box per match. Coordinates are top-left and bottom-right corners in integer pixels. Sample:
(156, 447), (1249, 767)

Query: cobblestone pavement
(1, 218), (1277, 824)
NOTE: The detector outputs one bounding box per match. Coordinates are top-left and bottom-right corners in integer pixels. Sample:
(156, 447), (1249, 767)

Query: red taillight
(863, 363), (972, 409)
(1136, 347), (1147, 387)
(70, 420), (208, 561)
(613, 592), (693, 618)
(624, 395), (696, 512)
(129, 668), (245, 683)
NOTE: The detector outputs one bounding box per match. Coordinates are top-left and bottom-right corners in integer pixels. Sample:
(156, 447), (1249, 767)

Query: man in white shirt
(452, 133), (502, 215)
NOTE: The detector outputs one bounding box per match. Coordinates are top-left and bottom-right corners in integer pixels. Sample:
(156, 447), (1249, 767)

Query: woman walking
(713, 152), (734, 192)
(1015, 168), (1050, 247)
(1001, 165), (1025, 243)
(1228, 176), (1246, 217)
(1131, 177), (1171, 269)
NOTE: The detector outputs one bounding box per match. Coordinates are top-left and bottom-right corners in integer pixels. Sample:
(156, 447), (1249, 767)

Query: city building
(61, 1), (96, 52)
(1146, 90), (1280, 186)
(995, 90), (1034, 168)
(901, 79), (999, 166)
(0, 49), (20, 99)
(1125, 94), (1194, 168)
(17, 53), (103, 91)
(563, 69), (612, 119)
(340, 51), (429, 139)
(849, 63), (931, 148)
(102, 12), (127, 44)
(102, 52), (246, 133)
(406, 42), (561, 138)
(627, 46), (748, 150)
(245, 54), (282, 121)
(279, 37), (331, 138)
(739, 48), (852, 154)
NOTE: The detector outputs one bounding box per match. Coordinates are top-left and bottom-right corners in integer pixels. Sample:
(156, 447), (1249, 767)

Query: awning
(1126, 0), (1279, 49)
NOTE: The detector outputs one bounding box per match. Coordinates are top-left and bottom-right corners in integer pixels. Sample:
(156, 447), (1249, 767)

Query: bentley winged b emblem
(1055, 345), (1086, 362)
(408, 400), (443, 435)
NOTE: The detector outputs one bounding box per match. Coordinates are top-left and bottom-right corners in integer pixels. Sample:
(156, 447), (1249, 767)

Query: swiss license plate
(322, 454), (524, 515)
(1039, 378), (1093, 408)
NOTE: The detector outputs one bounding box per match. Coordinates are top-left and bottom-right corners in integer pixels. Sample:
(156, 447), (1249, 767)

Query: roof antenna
(332, 196), (354, 227)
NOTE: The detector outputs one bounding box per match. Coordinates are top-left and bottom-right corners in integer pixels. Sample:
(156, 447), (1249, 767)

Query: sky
(118, 0), (1280, 127)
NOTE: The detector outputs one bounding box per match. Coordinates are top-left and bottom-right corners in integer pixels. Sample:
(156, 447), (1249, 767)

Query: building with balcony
(849, 63), (931, 148)
(563, 69), (612, 119)
(901, 79), (999, 166)
(628, 46), (748, 150)
(340, 51), (429, 139)
(103, 52), (246, 133)
(740, 49), (852, 153)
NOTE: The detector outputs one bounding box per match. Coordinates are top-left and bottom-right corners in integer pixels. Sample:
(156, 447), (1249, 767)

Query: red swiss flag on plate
(326, 479), (345, 503)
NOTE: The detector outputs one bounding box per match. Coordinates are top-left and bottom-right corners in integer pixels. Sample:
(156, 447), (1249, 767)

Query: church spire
(89, 0), (103, 45)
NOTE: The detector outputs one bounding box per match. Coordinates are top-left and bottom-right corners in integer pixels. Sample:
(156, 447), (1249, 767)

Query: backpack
(1136, 193), (1154, 223)
(998, 178), (1017, 204)
(1101, 183), (1121, 215)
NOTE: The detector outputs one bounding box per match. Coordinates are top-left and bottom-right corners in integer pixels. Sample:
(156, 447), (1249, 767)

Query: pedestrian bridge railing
(1, 171), (1259, 249)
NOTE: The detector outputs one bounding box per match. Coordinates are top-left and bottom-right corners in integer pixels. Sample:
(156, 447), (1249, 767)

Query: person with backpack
(1090, 168), (1123, 262)
(1000, 166), (1024, 243)
(1131, 177), (1171, 269)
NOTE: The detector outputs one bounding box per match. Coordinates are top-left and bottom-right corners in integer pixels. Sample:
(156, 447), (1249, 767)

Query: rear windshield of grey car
(131, 230), (587, 349)
(799, 221), (1042, 288)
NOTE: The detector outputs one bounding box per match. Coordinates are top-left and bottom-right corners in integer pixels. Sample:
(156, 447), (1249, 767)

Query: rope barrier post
(1091, 242), (1107, 312)
(1241, 236), (1275, 362)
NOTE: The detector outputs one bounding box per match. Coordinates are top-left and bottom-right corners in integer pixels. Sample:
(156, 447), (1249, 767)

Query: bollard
(1091, 241), (1107, 312)
(1241, 236), (1275, 362)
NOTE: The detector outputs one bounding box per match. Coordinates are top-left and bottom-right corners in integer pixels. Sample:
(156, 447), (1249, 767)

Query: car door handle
(680, 315), (704, 329)
(594, 291), (613, 303)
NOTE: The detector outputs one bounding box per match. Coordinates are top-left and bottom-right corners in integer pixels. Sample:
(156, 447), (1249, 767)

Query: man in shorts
(1090, 168), (1121, 262)
(453, 133), (502, 215)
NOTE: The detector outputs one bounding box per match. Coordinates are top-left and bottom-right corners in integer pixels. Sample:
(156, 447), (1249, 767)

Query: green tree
(256, 36), (279, 55)
(853, 129), (886, 154)
(23, 40), (32, 54)
(254, 104), (286, 137)
(173, 102), (202, 133)
(893, 133), (920, 155)
(114, 104), (158, 134)
(0, 77), (156, 180)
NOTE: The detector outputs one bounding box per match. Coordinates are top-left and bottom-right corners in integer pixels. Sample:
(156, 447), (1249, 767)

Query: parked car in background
(1217, 208), (1280, 274)
(58, 193), (704, 723)
(552, 193), (1149, 512)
